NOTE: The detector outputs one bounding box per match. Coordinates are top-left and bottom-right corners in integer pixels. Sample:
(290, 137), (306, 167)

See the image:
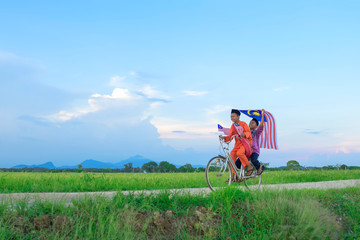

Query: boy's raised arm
(260, 109), (265, 127)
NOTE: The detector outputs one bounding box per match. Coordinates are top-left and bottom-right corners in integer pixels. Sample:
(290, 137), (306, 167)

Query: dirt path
(1, 179), (359, 203)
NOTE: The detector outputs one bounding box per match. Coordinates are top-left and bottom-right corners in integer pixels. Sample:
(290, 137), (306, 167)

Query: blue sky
(1, 1), (359, 168)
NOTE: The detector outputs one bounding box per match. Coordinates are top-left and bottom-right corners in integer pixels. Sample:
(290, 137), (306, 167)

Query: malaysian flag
(240, 110), (279, 150)
(218, 124), (230, 135)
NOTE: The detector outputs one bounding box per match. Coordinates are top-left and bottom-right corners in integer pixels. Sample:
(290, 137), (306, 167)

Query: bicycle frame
(218, 135), (254, 182)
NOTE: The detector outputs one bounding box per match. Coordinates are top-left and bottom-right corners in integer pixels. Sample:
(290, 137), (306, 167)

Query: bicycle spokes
(206, 156), (232, 191)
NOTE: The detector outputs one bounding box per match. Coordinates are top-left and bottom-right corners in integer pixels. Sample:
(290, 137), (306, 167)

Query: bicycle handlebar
(218, 134), (242, 142)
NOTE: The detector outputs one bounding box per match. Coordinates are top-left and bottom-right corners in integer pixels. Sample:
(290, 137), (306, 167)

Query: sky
(0, 0), (359, 168)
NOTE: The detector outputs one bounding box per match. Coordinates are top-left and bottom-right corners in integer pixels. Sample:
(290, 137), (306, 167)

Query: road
(1, 179), (359, 203)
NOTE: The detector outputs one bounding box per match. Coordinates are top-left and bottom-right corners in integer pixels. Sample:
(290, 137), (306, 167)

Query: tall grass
(1, 187), (359, 239)
(0, 169), (359, 193)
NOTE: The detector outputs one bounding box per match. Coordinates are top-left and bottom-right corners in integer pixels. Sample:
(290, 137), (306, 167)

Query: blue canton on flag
(240, 110), (267, 122)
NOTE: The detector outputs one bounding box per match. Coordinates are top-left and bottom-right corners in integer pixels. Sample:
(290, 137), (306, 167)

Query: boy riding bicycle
(220, 109), (254, 176)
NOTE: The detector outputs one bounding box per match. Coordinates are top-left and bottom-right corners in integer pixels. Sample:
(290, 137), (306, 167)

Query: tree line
(1, 160), (358, 173)
(0, 161), (204, 173)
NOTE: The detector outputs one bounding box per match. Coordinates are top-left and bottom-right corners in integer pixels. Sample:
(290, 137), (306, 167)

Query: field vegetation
(0, 169), (360, 193)
(0, 187), (359, 239)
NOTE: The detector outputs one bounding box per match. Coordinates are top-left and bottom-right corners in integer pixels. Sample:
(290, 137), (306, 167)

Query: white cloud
(48, 88), (140, 122)
(129, 71), (138, 77)
(139, 85), (160, 98)
(109, 75), (126, 86)
(274, 86), (290, 92)
(150, 117), (217, 139)
(92, 88), (133, 100)
(183, 90), (208, 96)
(138, 85), (170, 102)
(206, 105), (231, 115)
(335, 137), (360, 154)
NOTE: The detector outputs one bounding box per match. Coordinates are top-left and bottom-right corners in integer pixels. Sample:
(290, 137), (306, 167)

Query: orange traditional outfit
(224, 121), (253, 173)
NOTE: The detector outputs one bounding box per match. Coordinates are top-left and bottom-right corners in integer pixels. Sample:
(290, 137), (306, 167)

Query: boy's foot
(225, 176), (243, 183)
(245, 165), (254, 176)
(234, 176), (244, 182)
(257, 165), (264, 175)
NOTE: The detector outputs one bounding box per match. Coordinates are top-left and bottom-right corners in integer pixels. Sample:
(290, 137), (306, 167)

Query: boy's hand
(240, 133), (245, 138)
(262, 109), (265, 114)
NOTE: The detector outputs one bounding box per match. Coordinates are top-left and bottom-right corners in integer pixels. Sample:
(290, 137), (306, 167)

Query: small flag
(218, 124), (230, 135)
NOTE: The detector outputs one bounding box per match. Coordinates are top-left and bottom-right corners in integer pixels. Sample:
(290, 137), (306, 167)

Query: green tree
(157, 161), (176, 173)
(286, 160), (300, 170)
(340, 164), (348, 170)
(262, 162), (270, 168)
(141, 161), (158, 173)
(195, 167), (205, 172)
(124, 163), (133, 172)
(77, 164), (83, 173)
(180, 163), (194, 172)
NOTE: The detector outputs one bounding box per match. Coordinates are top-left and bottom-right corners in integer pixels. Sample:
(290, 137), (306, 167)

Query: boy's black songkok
(231, 109), (240, 116)
(252, 118), (259, 126)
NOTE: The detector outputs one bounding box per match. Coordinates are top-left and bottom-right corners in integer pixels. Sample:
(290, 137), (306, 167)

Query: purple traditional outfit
(250, 125), (263, 170)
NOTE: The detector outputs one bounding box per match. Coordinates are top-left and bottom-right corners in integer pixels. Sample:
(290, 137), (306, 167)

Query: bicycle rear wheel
(205, 156), (233, 191)
(244, 167), (262, 190)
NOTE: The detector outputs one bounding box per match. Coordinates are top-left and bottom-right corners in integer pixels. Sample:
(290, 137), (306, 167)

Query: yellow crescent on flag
(247, 110), (260, 117)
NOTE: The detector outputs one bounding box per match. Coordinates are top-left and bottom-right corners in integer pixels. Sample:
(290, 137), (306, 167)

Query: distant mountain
(82, 159), (116, 168)
(114, 155), (157, 168)
(62, 155), (158, 169)
(11, 155), (206, 169)
(56, 159), (117, 169)
(12, 161), (56, 169)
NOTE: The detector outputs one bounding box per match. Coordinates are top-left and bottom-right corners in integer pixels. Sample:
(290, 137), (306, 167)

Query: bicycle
(205, 135), (262, 191)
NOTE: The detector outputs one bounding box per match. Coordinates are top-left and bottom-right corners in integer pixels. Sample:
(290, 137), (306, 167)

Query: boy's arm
(255, 109), (265, 137)
(223, 124), (234, 142)
(260, 109), (265, 127)
(241, 122), (252, 139)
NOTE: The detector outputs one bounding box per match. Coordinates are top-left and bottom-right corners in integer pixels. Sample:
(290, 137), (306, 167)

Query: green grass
(0, 169), (360, 193)
(1, 187), (359, 239)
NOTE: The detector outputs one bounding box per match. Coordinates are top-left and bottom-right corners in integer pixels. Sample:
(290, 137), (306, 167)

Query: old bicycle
(205, 135), (262, 191)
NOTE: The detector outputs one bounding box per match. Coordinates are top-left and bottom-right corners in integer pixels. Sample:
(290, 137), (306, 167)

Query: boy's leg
(230, 147), (240, 174)
(250, 153), (260, 170)
(235, 158), (241, 169)
(236, 146), (250, 167)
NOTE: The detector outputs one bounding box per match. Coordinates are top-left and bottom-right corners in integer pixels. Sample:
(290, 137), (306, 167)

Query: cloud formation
(183, 90), (208, 96)
(274, 86), (290, 92)
(109, 76), (127, 87)
(206, 105), (231, 115)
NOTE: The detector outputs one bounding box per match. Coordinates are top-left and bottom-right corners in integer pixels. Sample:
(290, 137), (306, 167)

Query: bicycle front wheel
(244, 171), (262, 191)
(205, 156), (233, 191)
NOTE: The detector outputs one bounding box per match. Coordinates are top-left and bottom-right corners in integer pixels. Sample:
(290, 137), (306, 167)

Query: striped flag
(260, 111), (278, 150)
(239, 110), (279, 150)
(218, 124), (230, 135)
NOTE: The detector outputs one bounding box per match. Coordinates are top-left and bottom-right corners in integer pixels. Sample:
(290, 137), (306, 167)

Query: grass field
(1, 187), (359, 239)
(0, 169), (360, 193)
